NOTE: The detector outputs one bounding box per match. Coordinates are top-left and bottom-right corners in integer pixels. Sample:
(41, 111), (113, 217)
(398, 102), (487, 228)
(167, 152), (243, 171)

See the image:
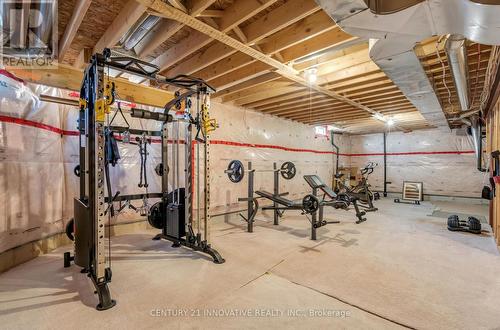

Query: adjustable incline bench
(255, 191), (307, 210)
(255, 190), (325, 240)
(304, 175), (367, 226)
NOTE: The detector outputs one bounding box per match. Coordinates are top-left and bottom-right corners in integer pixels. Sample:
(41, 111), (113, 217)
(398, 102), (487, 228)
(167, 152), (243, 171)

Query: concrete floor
(0, 198), (499, 329)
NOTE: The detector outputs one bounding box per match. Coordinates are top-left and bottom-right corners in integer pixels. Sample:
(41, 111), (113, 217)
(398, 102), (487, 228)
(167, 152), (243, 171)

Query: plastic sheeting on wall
(209, 103), (336, 207)
(0, 78), (338, 253)
(1, 74), (64, 254)
(348, 128), (486, 198)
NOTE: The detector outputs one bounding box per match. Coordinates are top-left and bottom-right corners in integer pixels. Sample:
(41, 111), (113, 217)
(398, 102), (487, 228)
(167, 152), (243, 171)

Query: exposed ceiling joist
(167, 0), (317, 77)
(75, 0), (146, 67)
(207, 29), (356, 95)
(212, 72), (282, 99)
(152, 0), (280, 73)
(140, 0), (408, 130)
(135, 0), (215, 58)
(58, 0), (92, 61)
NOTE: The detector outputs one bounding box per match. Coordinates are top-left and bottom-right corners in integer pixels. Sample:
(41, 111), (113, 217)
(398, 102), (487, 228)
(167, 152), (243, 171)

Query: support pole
(383, 132), (388, 197)
(273, 162), (279, 225)
(311, 187), (318, 240)
(248, 162), (254, 233)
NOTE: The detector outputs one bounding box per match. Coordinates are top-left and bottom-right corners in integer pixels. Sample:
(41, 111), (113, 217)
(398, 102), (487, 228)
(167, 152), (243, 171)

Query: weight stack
(166, 203), (186, 239)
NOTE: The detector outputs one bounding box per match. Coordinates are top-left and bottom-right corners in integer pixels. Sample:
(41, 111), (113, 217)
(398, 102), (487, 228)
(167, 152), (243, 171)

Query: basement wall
(0, 75), (338, 254)
(348, 128), (486, 198)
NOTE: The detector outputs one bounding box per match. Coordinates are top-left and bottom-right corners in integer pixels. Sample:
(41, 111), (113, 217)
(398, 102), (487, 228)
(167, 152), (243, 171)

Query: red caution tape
(0, 115), (476, 157)
(0, 70), (26, 85)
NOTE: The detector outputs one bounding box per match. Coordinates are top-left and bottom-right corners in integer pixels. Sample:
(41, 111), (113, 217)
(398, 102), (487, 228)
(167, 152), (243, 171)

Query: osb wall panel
(487, 99), (500, 245)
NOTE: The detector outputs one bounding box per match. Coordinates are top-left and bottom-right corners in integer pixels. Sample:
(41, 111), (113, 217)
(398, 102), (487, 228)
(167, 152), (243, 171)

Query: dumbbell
(447, 215), (481, 234)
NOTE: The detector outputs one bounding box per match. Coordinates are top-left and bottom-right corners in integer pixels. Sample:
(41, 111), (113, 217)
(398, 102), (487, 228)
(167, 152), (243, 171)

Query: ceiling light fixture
(307, 68), (317, 84)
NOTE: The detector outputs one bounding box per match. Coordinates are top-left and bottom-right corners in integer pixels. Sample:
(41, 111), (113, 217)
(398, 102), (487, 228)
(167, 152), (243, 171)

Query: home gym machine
(225, 160), (320, 238)
(63, 49), (223, 311)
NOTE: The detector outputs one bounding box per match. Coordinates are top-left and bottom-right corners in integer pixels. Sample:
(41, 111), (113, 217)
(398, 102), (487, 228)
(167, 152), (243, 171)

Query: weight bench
(255, 190), (325, 240)
(255, 190), (305, 210)
(303, 175), (367, 224)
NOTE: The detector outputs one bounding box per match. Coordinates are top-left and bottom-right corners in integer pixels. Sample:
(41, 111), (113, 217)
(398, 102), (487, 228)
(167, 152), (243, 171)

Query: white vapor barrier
(209, 103), (337, 207)
(0, 78), (337, 253)
(348, 128), (487, 198)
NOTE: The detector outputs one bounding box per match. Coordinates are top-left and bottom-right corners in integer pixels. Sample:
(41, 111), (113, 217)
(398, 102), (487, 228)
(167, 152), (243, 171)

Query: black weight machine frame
(63, 49), (223, 311)
(304, 175), (367, 232)
(233, 161), (323, 240)
(234, 162), (291, 232)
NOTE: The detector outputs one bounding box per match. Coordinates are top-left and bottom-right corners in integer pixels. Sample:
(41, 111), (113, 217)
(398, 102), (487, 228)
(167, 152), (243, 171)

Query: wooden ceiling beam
(212, 72), (282, 99)
(266, 92), (408, 116)
(280, 29), (355, 63)
(193, 26), (350, 86)
(199, 9), (224, 17)
(6, 64), (173, 107)
(291, 106), (416, 122)
(196, 53), (257, 82)
(242, 0), (319, 45)
(203, 35), (370, 106)
(141, 0), (404, 128)
(210, 62), (272, 90)
(58, 0), (92, 61)
(167, 0), (322, 77)
(300, 109), (415, 124)
(153, 0), (279, 73)
(293, 42), (368, 71)
(244, 64), (382, 109)
(257, 10), (334, 55)
(254, 79), (395, 111)
(135, 0), (215, 58)
(233, 86), (303, 106)
(269, 94), (410, 117)
(221, 79), (295, 102)
(75, 0), (146, 67)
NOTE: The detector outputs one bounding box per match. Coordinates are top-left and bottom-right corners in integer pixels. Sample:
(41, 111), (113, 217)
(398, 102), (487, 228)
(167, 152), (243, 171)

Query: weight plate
(73, 165), (80, 177)
(148, 202), (165, 229)
(467, 217), (481, 232)
(281, 161), (296, 180)
(227, 160), (244, 183)
(447, 215), (460, 229)
(155, 163), (169, 176)
(302, 194), (319, 214)
(65, 218), (75, 241)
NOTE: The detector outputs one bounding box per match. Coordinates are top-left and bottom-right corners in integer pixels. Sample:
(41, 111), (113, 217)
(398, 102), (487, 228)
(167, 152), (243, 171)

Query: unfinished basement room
(1, 0), (500, 329)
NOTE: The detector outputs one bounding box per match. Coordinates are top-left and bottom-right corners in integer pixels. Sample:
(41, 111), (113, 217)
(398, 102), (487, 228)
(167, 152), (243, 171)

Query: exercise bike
(334, 162), (379, 212)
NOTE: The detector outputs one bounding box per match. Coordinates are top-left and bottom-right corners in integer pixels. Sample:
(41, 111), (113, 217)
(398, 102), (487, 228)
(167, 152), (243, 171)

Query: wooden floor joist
(140, 0), (407, 130)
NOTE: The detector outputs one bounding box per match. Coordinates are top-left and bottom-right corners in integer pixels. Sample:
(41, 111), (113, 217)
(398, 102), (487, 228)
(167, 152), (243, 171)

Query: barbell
(225, 160), (297, 183)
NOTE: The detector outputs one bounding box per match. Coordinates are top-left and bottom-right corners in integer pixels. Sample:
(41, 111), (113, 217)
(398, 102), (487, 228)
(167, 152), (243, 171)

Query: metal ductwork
(120, 14), (161, 51)
(315, 0), (500, 128)
(446, 34), (470, 112)
(470, 115), (486, 171)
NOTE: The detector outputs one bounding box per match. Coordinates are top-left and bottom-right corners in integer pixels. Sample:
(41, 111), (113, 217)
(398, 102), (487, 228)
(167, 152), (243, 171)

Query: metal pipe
(383, 132), (388, 197)
(331, 130), (340, 176)
(470, 115), (487, 172)
(446, 34), (470, 112)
